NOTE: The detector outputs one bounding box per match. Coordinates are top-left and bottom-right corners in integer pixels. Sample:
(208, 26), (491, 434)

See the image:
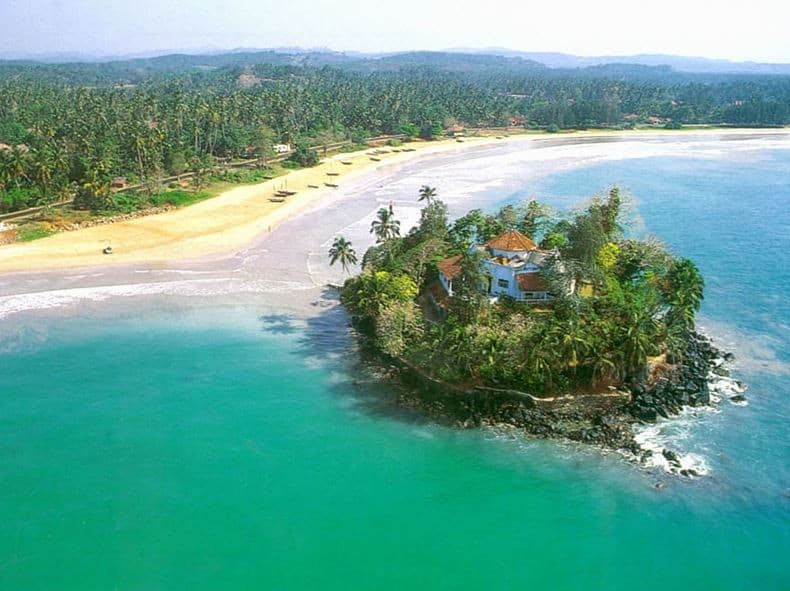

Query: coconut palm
(620, 303), (660, 384)
(665, 258), (704, 332)
(418, 185), (437, 204)
(328, 236), (358, 275)
(7, 146), (30, 189)
(370, 204), (401, 243)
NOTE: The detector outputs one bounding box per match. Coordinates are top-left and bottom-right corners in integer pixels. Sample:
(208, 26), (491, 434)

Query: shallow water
(1, 135), (788, 589)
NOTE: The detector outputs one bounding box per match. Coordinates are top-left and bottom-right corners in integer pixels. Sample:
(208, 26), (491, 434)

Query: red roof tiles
(516, 273), (547, 292)
(484, 230), (537, 252)
(437, 254), (463, 280)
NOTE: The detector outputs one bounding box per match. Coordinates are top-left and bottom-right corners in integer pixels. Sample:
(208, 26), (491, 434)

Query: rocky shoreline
(368, 331), (743, 477)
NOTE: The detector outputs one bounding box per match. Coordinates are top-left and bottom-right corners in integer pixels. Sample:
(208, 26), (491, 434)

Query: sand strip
(0, 127), (787, 275)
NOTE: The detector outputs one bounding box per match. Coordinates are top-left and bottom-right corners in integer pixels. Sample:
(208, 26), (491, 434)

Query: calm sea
(1, 138), (788, 589)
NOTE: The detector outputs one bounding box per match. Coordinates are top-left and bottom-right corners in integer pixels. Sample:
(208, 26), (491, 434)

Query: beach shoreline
(1, 127), (788, 276)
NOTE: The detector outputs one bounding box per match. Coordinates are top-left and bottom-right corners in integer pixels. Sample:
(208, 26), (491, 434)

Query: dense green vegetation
(0, 50), (788, 214)
(340, 188), (705, 396)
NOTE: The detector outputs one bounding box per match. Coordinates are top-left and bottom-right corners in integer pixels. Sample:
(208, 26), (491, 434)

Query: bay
(1, 137), (788, 589)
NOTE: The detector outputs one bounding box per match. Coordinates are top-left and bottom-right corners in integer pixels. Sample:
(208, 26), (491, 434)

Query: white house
(437, 230), (559, 303)
(273, 143), (291, 154)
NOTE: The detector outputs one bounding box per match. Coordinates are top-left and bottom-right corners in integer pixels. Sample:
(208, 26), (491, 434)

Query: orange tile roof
(485, 230), (537, 252)
(437, 254), (463, 280)
(516, 273), (547, 292)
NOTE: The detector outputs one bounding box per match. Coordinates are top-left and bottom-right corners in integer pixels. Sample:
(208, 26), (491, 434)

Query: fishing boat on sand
(274, 180), (297, 197)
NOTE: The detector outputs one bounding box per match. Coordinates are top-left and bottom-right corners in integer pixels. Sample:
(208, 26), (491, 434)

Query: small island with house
(330, 186), (743, 474)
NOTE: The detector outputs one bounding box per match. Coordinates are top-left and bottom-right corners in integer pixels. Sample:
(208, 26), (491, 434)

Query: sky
(1, 0), (789, 62)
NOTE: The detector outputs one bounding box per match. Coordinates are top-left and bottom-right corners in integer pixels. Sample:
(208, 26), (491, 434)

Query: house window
(498, 279), (509, 289)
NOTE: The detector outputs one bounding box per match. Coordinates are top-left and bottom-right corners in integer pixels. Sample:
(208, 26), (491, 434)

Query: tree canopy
(342, 186), (707, 396)
(2, 54), (788, 213)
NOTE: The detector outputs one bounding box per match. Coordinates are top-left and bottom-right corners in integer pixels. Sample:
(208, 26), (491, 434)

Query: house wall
(483, 261), (522, 299)
(482, 261), (552, 301)
(490, 247), (527, 259)
(439, 273), (453, 296)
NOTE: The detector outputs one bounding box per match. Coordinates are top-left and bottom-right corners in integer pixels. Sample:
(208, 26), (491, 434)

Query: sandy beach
(1, 127), (788, 276)
(1, 126), (789, 321)
(0, 135), (515, 274)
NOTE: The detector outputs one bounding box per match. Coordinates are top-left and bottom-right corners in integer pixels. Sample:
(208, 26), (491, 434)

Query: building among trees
(437, 229), (563, 303)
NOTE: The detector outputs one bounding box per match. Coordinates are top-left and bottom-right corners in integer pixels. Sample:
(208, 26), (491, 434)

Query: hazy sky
(1, 0), (789, 62)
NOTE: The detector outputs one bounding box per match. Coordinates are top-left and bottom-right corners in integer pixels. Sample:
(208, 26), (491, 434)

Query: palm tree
(418, 185), (437, 204)
(0, 151), (11, 191)
(31, 147), (55, 202)
(7, 146), (29, 189)
(328, 236), (358, 275)
(665, 258), (704, 332)
(621, 304), (659, 384)
(370, 204), (401, 243)
(552, 318), (591, 377)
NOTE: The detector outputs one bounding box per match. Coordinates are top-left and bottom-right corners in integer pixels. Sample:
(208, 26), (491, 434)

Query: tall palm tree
(370, 204), (401, 243)
(328, 236), (358, 275)
(621, 303), (659, 384)
(0, 151), (11, 191)
(7, 146), (29, 189)
(666, 258), (704, 332)
(418, 185), (437, 204)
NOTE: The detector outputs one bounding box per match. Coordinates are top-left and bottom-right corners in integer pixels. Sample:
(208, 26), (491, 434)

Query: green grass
(149, 189), (211, 207)
(18, 224), (56, 242)
(211, 168), (278, 184)
(11, 163), (295, 240)
(338, 143), (371, 153)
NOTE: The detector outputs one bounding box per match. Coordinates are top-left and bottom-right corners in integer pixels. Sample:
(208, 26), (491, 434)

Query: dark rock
(636, 407), (657, 422)
(662, 449), (682, 468)
(730, 394), (747, 403)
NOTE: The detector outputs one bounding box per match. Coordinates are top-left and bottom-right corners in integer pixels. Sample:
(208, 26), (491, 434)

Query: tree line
(1, 55), (788, 213)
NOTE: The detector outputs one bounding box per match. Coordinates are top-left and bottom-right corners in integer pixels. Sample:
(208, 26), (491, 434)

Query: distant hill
(0, 48), (787, 84)
(350, 51), (546, 73)
(445, 48), (790, 75)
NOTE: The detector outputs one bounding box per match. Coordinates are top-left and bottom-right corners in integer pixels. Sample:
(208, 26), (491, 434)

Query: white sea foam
(0, 277), (317, 320)
(633, 414), (713, 477)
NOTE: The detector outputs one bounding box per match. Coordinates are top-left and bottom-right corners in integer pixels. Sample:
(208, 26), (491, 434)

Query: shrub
(0, 187), (41, 213)
(287, 142), (319, 167)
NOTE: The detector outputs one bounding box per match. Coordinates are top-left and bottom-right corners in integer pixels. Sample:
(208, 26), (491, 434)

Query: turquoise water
(2, 143), (789, 589)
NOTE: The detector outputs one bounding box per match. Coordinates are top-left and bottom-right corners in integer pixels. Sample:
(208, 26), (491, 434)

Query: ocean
(1, 135), (788, 589)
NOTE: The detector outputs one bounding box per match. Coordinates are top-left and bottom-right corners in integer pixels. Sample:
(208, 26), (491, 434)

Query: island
(334, 187), (741, 474)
